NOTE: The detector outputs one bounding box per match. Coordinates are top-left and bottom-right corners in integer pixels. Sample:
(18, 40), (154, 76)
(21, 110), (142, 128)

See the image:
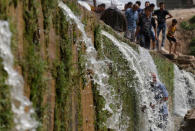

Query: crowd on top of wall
(91, 1), (180, 55)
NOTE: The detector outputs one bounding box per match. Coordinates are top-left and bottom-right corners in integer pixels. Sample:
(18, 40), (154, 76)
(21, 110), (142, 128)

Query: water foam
(59, 2), (128, 130)
(101, 30), (173, 131)
(174, 65), (195, 117)
(0, 21), (38, 130)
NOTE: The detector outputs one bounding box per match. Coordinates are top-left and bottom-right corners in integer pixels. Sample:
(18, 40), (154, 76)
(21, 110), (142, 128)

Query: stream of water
(101, 30), (174, 131)
(174, 65), (195, 117)
(0, 1), (194, 130)
(59, 2), (129, 130)
(59, 1), (177, 130)
(0, 21), (38, 130)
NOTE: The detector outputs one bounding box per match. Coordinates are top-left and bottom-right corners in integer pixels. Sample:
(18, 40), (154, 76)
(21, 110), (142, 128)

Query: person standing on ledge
(125, 4), (139, 42)
(136, 6), (157, 49)
(136, 1), (143, 14)
(154, 2), (172, 51)
(167, 19), (180, 55)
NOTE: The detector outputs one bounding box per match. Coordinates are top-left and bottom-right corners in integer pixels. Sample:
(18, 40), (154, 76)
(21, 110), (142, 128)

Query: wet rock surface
(161, 52), (195, 74)
(180, 109), (195, 131)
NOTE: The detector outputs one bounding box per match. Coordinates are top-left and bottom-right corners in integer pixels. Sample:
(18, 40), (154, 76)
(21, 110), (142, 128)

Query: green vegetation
(20, 1), (47, 129)
(189, 16), (195, 24)
(92, 83), (111, 130)
(93, 25), (139, 130)
(53, 61), (72, 130)
(93, 26), (111, 130)
(102, 35), (139, 131)
(180, 16), (195, 30)
(22, 43), (46, 125)
(102, 24), (139, 52)
(66, 0), (81, 16)
(180, 21), (195, 30)
(150, 53), (174, 100)
(0, 58), (13, 130)
(0, 0), (180, 131)
(0, 0), (9, 19)
(94, 25), (104, 58)
(53, 8), (83, 130)
(180, 16), (195, 56)
(189, 38), (195, 56)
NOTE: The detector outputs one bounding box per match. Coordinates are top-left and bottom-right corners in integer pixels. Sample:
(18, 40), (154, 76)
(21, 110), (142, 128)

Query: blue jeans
(150, 29), (155, 42)
(140, 34), (150, 49)
(156, 23), (166, 49)
(125, 29), (136, 42)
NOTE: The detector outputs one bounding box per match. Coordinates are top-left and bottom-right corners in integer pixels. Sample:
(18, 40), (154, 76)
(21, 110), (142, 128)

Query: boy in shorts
(167, 19), (179, 54)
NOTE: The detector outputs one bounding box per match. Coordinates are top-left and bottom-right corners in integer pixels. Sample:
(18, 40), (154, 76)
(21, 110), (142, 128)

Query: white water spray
(101, 30), (174, 131)
(58, 1), (194, 130)
(0, 21), (38, 131)
(59, 2), (129, 130)
(78, 0), (91, 11)
(174, 65), (195, 117)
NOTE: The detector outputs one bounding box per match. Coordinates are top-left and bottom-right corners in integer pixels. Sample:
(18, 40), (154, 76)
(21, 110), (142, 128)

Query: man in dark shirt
(154, 2), (172, 50)
(136, 6), (157, 49)
(136, 1), (143, 14)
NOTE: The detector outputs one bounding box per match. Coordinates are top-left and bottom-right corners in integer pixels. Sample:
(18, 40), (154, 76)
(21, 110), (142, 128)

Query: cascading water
(58, 2), (129, 130)
(101, 30), (174, 131)
(59, 1), (194, 130)
(174, 65), (195, 117)
(0, 21), (38, 131)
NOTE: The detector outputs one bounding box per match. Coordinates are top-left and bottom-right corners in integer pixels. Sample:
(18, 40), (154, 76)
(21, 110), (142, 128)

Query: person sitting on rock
(167, 19), (180, 55)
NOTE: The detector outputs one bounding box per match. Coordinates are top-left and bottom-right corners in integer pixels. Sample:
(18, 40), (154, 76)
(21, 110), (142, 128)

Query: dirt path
(168, 8), (195, 22)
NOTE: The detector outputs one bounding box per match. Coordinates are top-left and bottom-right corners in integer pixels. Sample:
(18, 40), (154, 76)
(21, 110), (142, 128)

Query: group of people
(124, 1), (179, 54)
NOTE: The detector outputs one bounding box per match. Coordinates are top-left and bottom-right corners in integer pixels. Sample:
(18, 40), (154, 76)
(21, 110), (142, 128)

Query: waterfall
(59, 2), (129, 130)
(0, 21), (38, 131)
(59, 1), (194, 130)
(174, 65), (195, 117)
(101, 30), (174, 131)
(78, 0), (91, 11)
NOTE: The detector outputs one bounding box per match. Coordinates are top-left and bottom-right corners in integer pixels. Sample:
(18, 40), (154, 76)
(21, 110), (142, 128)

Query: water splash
(78, 0), (91, 11)
(101, 30), (173, 131)
(58, 2), (129, 130)
(58, 1), (194, 130)
(174, 65), (195, 117)
(0, 21), (38, 131)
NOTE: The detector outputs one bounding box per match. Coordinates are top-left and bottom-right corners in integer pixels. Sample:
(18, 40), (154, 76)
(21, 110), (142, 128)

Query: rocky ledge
(180, 109), (195, 131)
(161, 52), (195, 74)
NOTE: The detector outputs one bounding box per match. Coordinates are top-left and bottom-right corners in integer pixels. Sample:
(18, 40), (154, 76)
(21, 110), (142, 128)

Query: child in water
(167, 19), (180, 55)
